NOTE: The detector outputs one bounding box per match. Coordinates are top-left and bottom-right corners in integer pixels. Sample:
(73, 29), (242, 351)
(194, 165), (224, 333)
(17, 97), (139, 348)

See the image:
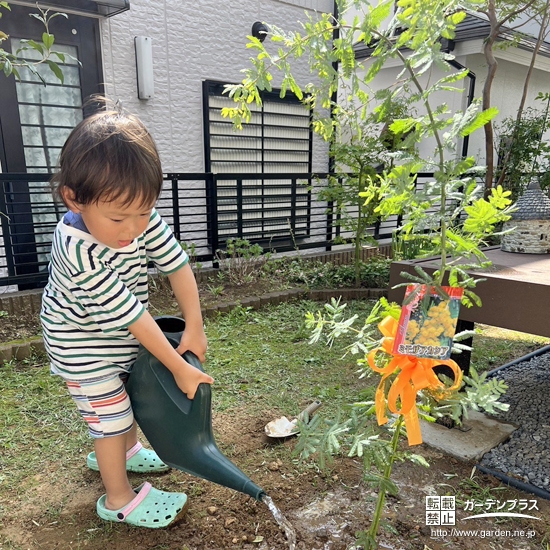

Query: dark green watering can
(126, 316), (265, 501)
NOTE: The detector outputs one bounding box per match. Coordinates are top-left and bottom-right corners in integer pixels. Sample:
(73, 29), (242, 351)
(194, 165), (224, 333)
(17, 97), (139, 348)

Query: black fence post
(290, 177), (297, 236)
(325, 174), (334, 252)
(236, 177), (243, 238)
(373, 220), (381, 241)
(207, 172), (219, 268)
(5, 177), (40, 289)
(0, 180), (15, 279)
(170, 176), (181, 241)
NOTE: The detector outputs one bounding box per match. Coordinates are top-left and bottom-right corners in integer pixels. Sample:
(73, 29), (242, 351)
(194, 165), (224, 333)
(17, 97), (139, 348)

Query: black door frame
(0, 4), (104, 286)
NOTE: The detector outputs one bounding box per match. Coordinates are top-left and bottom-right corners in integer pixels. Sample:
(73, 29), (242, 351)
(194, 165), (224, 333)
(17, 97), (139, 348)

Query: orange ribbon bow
(367, 316), (463, 446)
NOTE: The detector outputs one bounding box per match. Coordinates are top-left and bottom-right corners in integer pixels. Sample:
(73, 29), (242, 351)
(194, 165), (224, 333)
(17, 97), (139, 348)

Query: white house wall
(461, 54), (550, 164)
(354, 49), (550, 167)
(100, 0), (333, 173)
(353, 55), (471, 163)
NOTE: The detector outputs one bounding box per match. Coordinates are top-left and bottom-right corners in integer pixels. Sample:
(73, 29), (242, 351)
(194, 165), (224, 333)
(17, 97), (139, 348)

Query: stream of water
(262, 495), (297, 550)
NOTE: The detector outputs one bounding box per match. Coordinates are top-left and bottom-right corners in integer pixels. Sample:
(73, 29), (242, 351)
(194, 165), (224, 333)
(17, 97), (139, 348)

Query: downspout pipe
(447, 57), (476, 158)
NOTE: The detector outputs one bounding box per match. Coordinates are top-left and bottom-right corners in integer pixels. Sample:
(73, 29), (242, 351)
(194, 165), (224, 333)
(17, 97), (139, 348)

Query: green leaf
(21, 39), (44, 55)
(365, 56), (385, 83)
(488, 185), (512, 209)
(29, 12), (46, 24)
(42, 32), (54, 50)
(396, 28), (413, 48)
(412, 265), (433, 283)
(463, 197), (506, 235)
(445, 229), (478, 255)
(449, 12), (466, 25)
(380, 477), (399, 496)
(369, 0), (393, 28)
(288, 75), (303, 100)
(460, 107), (499, 136)
(2, 57), (12, 77)
(52, 51), (66, 63)
(463, 289), (482, 308)
(389, 118), (416, 135)
(46, 60), (64, 83)
(46, 11), (68, 21)
(408, 453), (430, 467)
(25, 63), (46, 85)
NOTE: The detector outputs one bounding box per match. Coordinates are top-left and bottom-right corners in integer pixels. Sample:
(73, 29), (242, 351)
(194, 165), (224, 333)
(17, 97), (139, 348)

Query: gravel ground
(480, 348), (550, 494)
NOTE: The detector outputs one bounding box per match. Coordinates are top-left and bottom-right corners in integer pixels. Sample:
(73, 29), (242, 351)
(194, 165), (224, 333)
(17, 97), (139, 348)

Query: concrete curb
(0, 286), (388, 363)
(0, 336), (46, 363)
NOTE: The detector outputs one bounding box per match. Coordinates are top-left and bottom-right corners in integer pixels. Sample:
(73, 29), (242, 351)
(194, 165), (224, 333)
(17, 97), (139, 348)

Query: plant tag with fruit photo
(393, 284), (463, 360)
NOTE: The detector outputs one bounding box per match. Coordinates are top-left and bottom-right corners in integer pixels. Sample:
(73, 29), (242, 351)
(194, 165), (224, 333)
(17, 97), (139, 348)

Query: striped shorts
(66, 373), (134, 438)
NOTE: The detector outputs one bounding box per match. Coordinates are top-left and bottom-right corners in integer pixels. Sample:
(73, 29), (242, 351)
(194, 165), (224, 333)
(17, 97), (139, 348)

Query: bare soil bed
(2, 410), (550, 550)
(1, 277), (550, 549)
(0, 273), (289, 343)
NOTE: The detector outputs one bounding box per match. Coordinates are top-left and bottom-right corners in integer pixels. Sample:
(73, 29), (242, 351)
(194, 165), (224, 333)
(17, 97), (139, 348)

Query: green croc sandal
(96, 482), (188, 528)
(87, 442), (169, 473)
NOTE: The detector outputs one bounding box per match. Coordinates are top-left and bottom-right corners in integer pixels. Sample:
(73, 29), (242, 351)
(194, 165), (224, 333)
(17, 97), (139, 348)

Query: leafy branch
(232, 3), (519, 546)
(0, 4), (76, 84)
(425, 367), (509, 425)
(222, 16), (339, 130)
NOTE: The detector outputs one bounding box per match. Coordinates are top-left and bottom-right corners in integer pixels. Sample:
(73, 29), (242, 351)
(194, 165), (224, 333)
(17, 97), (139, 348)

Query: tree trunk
(479, 0), (541, 195)
(482, 0), (502, 195)
(483, 33), (499, 195)
(495, 1), (550, 188)
(355, 171), (365, 287)
(517, 3), (550, 119)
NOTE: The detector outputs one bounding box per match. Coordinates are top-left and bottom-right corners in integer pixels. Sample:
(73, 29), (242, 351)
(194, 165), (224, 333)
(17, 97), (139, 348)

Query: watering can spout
(126, 316), (266, 501)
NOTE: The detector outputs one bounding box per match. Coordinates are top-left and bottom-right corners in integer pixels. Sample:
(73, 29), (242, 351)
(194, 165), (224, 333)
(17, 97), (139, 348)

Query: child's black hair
(51, 109), (163, 208)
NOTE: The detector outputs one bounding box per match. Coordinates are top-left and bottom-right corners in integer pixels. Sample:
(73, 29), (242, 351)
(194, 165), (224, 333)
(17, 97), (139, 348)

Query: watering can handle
(296, 400), (322, 422)
(182, 349), (205, 372)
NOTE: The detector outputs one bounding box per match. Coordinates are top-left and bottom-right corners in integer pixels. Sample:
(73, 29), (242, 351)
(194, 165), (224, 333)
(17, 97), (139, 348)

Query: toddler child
(41, 107), (213, 528)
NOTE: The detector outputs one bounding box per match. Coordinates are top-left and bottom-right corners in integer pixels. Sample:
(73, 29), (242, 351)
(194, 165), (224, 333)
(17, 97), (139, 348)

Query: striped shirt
(41, 209), (188, 381)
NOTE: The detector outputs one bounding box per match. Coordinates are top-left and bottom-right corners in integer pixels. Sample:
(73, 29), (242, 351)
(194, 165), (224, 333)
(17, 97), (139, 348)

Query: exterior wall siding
(462, 55), (550, 165)
(354, 52), (550, 165)
(100, 0), (332, 173)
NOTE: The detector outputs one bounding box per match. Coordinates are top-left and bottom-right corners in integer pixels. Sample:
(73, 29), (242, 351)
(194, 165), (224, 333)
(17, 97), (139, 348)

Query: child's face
(76, 197), (154, 249)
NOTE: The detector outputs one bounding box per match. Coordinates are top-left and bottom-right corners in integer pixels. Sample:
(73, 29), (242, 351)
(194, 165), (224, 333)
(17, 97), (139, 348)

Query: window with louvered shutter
(203, 81), (313, 243)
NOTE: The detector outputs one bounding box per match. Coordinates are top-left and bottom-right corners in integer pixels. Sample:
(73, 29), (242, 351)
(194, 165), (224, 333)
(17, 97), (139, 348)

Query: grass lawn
(1, 299), (547, 496)
(0, 300), (375, 510)
(472, 324), (550, 373)
(2, 298), (550, 550)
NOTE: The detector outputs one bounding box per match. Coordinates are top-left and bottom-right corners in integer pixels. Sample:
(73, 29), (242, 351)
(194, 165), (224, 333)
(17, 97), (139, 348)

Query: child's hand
(176, 327), (208, 363)
(172, 325), (211, 398)
(127, 312), (211, 399)
(173, 360), (214, 400)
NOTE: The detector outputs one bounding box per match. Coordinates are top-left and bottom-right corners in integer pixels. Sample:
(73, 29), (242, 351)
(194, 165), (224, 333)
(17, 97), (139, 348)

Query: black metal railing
(0, 171), (414, 290)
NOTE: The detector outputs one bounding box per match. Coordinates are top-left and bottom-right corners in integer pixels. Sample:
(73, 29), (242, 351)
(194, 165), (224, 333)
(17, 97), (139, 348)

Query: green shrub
(215, 238), (268, 286)
(264, 256), (391, 289)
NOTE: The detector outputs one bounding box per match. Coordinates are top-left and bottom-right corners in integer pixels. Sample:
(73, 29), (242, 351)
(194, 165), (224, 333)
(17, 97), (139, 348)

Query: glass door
(12, 40), (84, 174)
(0, 4), (103, 287)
